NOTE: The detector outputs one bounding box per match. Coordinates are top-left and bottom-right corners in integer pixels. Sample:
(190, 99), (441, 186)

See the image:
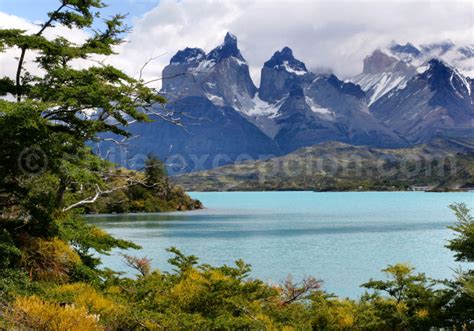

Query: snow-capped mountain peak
(169, 47), (205, 65)
(354, 39), (474, 106)
(264, 47), (308, 75)
(327, 74), (365, 99)
(206, 32), (245, 63)
(259, 47), (311, 102)
(353, 49), (416, 105)
(371, 57), (473, 144)
(362, 49), (399, 74)
(389, 42), (421, 57)
(421, 40), (455, 56)
(420, 59), (471, 97)
(458, 45), (474, 58)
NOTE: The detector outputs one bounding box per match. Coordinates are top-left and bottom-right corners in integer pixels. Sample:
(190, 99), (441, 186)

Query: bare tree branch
(62, 177), (164, 212)
(280, 275), (322, 305)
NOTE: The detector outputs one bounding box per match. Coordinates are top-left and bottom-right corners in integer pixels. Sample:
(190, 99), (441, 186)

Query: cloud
(2, 0), (473, 88)
(108, 0), (473, 87)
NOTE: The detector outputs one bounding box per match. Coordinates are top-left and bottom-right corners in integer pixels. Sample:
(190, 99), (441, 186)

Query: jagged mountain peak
(206, 32), (244, 62)
(162, 31), (256, 112)
(170, 47), (205, 65)
(363, 49), (398, 74)
(354, 40), (472, 106)
(389, 42), (421, 57)
(224, 32), (238, 45)
(264, 47), (308, 74)
(259, 47), (310, 103)
(419, 58), (454, 82)
(419, 58), (471, 96)
(423, 58), (449, 72)
(421, 40), (455, 55)
(327, 74), (366, 99)
(458, 45), (474, 58)
(280, 46), (294, 57)
(354, 47), (418, 105)
(371, 56), (472, 144)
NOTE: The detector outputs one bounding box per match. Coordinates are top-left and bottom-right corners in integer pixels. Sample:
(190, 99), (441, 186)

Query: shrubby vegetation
(0, 1), (472, 330)
(0, 204), (473, 330)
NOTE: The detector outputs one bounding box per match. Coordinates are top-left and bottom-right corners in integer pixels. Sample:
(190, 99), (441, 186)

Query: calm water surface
(89, 191), (473, 298)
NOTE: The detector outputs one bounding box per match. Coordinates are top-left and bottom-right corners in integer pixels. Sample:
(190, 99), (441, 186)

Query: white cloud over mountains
(111, 0), (474, 86)
(1, 0), (473, 87)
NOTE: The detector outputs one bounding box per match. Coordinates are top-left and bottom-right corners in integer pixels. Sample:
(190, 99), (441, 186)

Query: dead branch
(280, 275), (322, 305)
(122, 254), (152, 277)
(62, 177), (163, 212)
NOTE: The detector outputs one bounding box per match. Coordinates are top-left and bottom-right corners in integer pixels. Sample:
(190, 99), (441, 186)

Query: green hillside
(173, 138), (474, 191)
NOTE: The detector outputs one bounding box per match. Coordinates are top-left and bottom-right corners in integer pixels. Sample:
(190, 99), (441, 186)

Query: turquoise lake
(89, 191), (474, 298)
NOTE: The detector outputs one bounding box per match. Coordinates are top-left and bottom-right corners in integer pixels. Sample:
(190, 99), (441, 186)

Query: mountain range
(100, 33), (473, 173)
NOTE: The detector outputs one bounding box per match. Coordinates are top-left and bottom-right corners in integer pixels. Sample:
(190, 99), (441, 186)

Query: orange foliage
(20, 238), (81, 282)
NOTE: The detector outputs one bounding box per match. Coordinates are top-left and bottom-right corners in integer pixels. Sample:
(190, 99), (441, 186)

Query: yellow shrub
(21, 237), (81, 282)
(106, 285), (122, 295)
(415, 308), (429, 319)
(312, 297), (357, 330)
(331, 299), (356, 329)
(395, 301), (409, 315)
(89, 226), (109, 239)
(6, 295), (103, 331)
(142, 319), (163, 330)
(168, 269), (234, 308)
(254, 313), (278, 330)
(209, 269), (230, 282)
(169, 269), (207, 306)
(51, 283), (124, 321)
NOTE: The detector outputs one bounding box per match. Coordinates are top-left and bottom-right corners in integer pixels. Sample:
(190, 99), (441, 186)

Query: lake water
(89, 191), (473, 298)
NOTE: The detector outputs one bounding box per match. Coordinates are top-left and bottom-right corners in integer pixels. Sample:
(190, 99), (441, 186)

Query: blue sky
(0, 0), (159, 28)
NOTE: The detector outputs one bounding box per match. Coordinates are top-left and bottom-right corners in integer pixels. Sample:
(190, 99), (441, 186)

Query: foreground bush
(4, 296), (103, 331)
(20, 238), (81, 283)
(1, 203), (471, 329)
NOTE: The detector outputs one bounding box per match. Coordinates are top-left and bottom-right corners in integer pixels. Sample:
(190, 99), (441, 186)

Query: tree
(144, 153), (170, 199)
(440, 203), (474, 326)
(361, 263), (439, 329)
(0, 0), (169, 283)
(447, 203), (474, 262)
(145, 154), (167, 187)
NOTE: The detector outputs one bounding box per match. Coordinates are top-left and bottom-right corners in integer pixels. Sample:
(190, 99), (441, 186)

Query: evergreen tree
(0, 0), (166, 282)
(145, 154), (167, 187)
(440, 203), (474, 326)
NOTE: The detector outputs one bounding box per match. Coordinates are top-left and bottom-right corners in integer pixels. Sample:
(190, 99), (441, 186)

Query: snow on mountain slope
(388, 41), (474, 74)
(281, 61), (307, 76)
(259, 47), (313, 103)
(352, 50), (416, 105)
(371, 59), (474, 143)
(241, 93), (283, 118)
(352, 41), (474, 106)
(162, 32), (257, 113)
(235, 93), (286, 139)
(99, 34), (473, 173)
(305, 96), (333, 118)
(354, 71), (411, 105)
